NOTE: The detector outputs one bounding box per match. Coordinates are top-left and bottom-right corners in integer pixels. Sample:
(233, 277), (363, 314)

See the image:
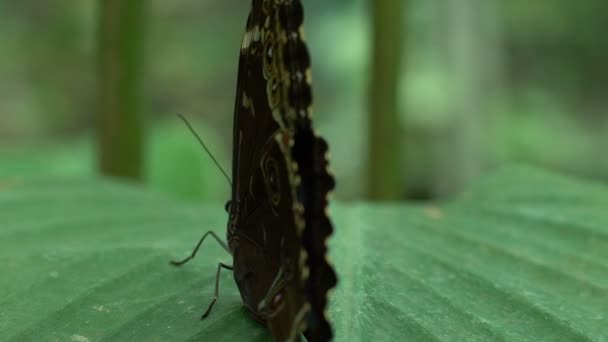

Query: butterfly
(171, 0), (337, 341)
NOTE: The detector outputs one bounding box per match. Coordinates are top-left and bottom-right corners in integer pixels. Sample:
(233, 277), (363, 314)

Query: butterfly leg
(170, 230), (230, 266)
(201, 262), (233, 319)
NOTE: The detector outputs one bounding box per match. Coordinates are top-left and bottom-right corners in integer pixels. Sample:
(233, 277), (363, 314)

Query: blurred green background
(1, 0), (607, 203)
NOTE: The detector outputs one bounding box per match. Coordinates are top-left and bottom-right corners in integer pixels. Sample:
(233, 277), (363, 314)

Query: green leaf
(1, 166), (607, 341)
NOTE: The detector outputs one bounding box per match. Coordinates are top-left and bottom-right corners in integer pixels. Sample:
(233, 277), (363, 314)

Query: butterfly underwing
(172, 0), (336, 341)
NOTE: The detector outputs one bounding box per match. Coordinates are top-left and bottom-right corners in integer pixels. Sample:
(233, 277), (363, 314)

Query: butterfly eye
(265, 45), (273, 64)
(270, 289), (285, 311)
(263, 31), (275, 77)
(264, 158), (281, 207)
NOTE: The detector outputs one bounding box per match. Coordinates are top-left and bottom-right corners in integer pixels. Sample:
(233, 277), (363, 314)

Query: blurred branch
(367, 0), (404, 200)
(97, 0), (146, 180)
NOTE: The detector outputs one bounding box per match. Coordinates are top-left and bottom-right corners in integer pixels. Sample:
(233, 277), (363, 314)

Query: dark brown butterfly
(171, 0), (336, 341)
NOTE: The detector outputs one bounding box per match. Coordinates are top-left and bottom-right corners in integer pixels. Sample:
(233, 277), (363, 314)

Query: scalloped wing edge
(300, 132), (337, 341)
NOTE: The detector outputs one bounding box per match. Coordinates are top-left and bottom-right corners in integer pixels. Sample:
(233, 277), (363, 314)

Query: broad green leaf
(1, 166), (607, 341)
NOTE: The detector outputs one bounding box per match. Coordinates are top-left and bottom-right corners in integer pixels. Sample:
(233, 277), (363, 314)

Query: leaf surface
(1, 166), (607, 341)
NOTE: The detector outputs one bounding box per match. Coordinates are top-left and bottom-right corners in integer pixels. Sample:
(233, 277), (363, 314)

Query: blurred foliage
(0, 0), (607, 201)
(145, 118), (228, 202)
(0, 119), (227, 202)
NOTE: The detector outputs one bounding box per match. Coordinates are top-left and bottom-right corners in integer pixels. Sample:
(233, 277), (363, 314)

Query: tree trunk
(97, 0), (146, 180)
(367, 0), (404, 200)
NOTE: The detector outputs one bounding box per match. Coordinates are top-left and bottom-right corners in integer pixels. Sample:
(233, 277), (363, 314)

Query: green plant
(1, 166), (606, 340)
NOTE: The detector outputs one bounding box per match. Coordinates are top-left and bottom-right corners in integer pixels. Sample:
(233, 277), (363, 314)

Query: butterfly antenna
(177, 113), (232, 187)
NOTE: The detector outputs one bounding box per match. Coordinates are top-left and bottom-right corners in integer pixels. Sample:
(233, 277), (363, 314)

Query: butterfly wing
(272, 1), (338, 340)
(229, 0), (306, 324)
(229, 1), (337, 340)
